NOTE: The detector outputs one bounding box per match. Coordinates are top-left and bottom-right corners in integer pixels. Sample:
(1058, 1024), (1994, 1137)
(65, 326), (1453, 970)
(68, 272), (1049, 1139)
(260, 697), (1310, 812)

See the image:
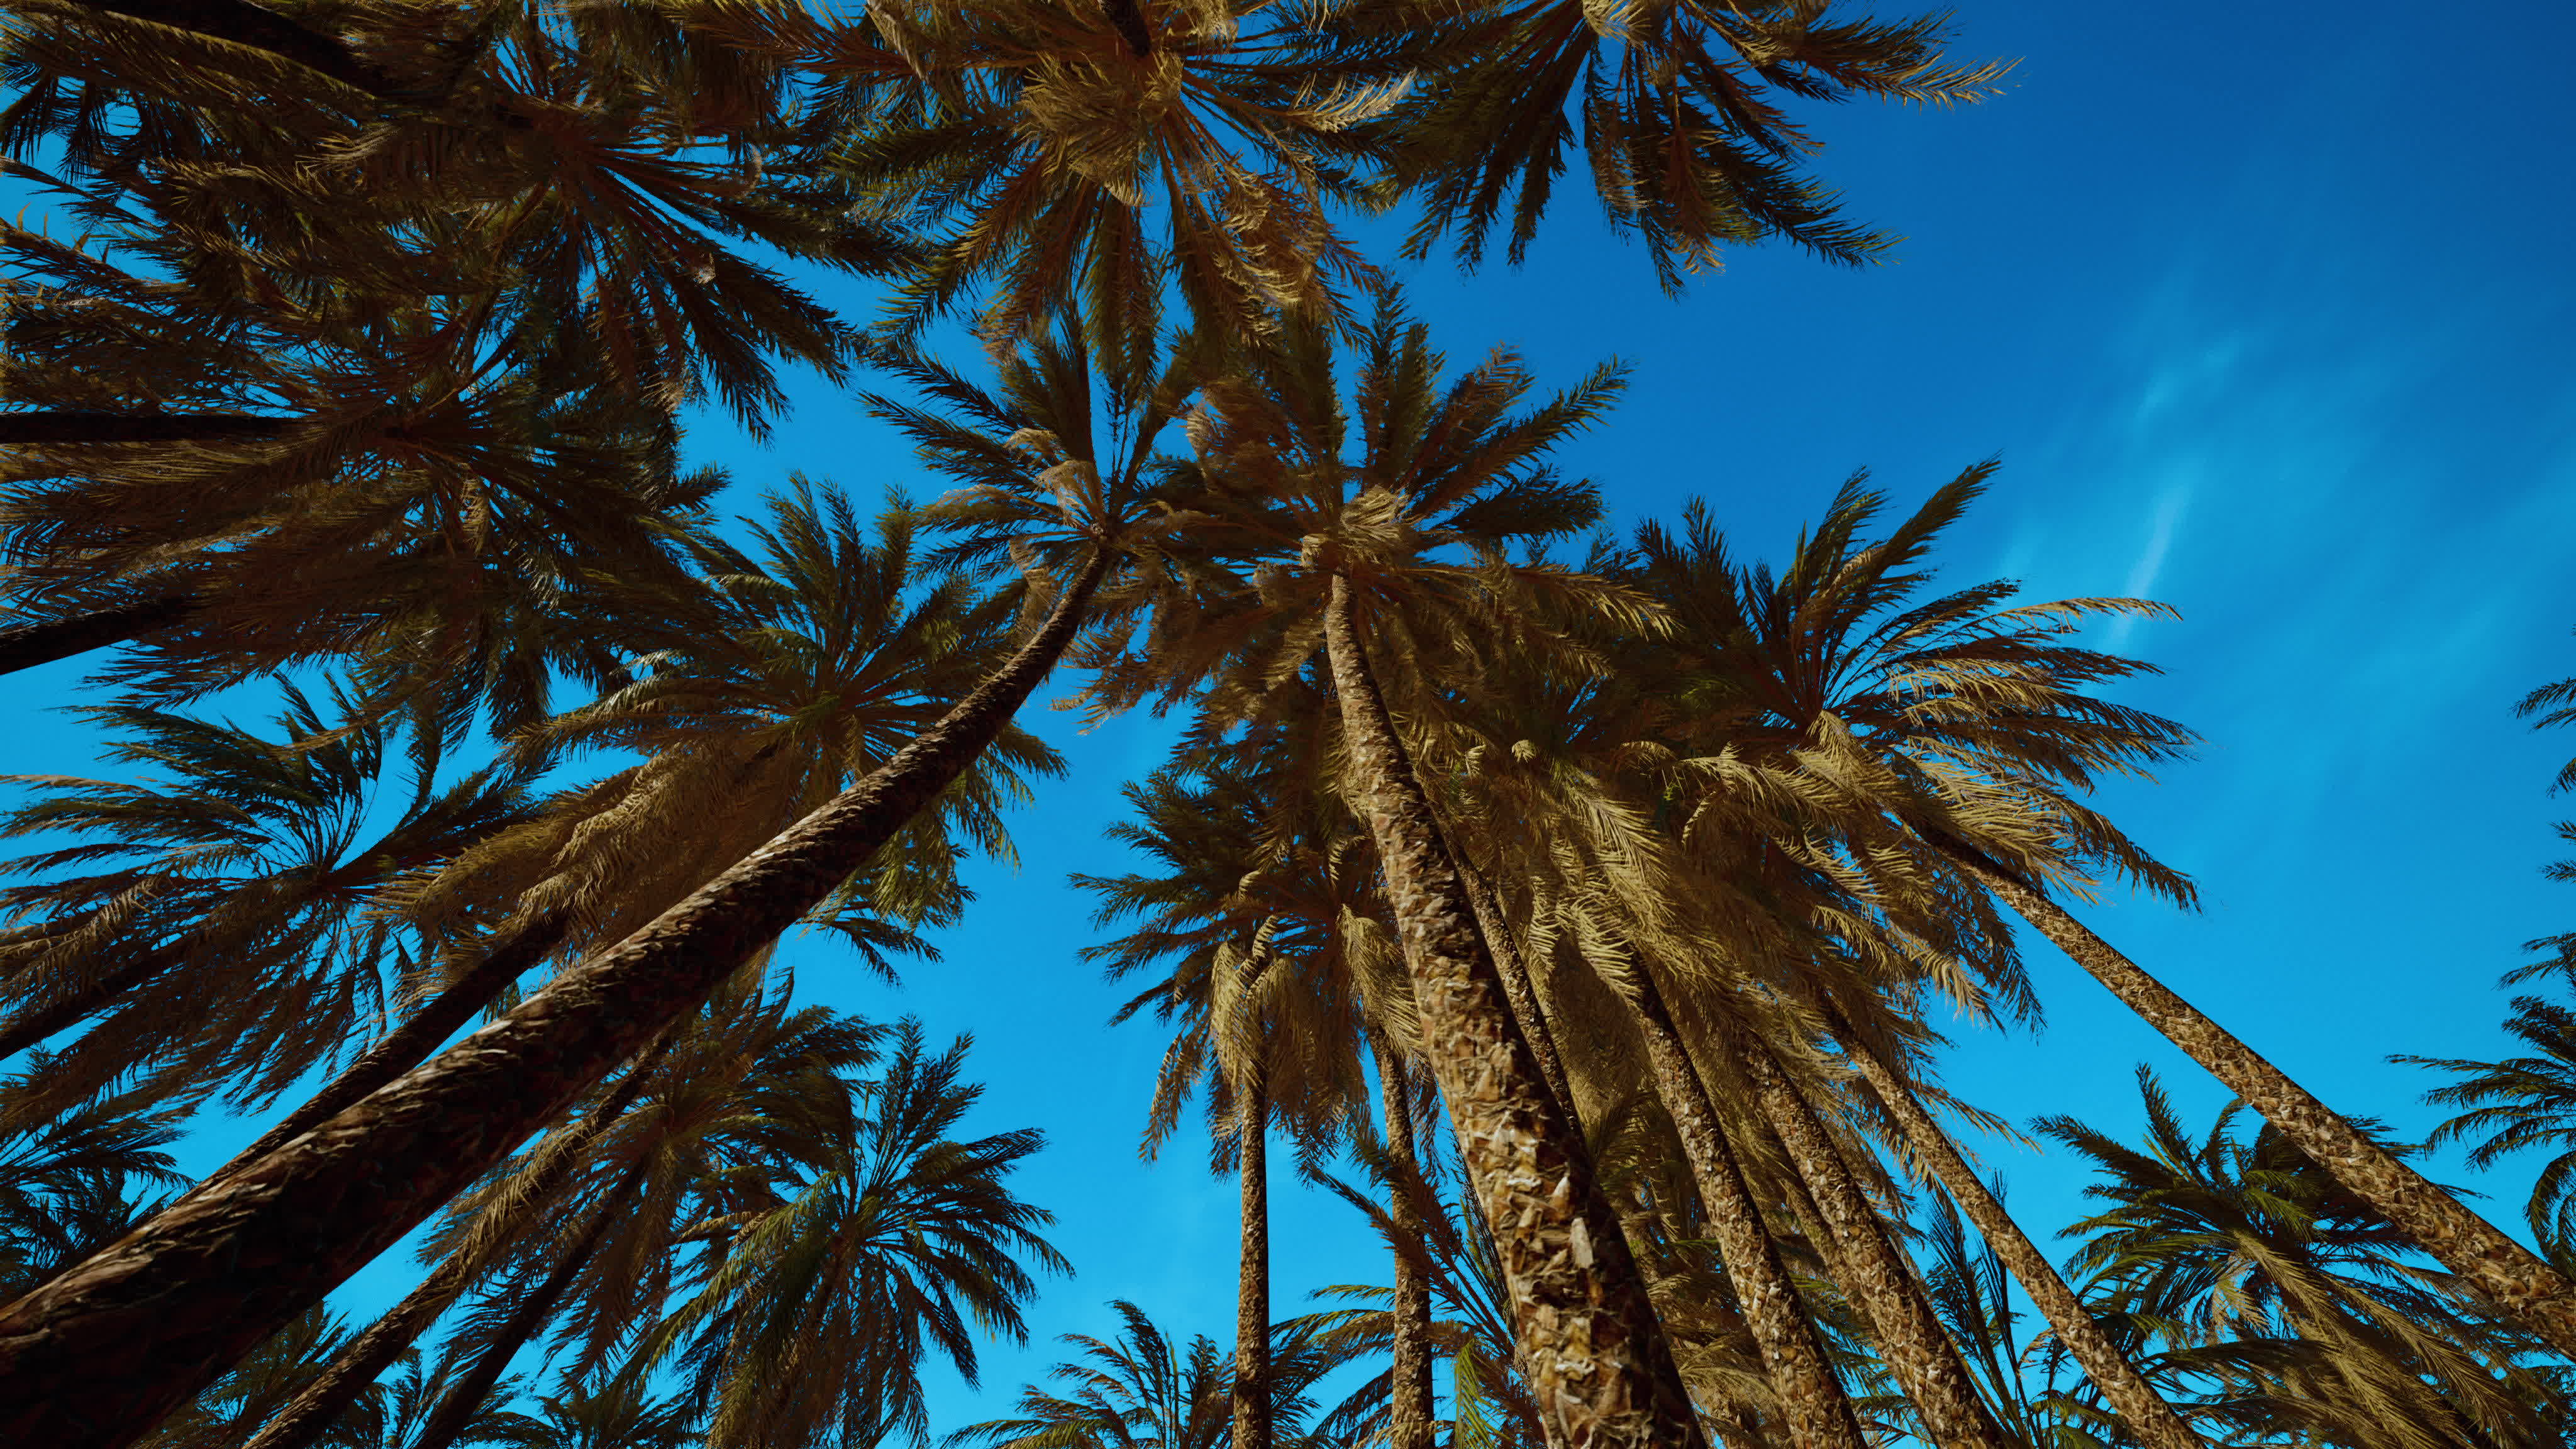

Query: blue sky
(8, 0), (2576, 1430)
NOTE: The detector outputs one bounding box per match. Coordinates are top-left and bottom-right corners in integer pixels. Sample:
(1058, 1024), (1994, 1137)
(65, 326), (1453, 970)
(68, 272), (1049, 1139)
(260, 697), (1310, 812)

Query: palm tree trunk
(0, 550), (1113, 1449)
(1726, 1031), (2007, 1449)
(1373, 1041), (1435, 1449)
(1824, 1012), (2204, 1449)
(237, 1033), (669, 1449)
(404, 1161), (652, 1449)
(1457, 860), (1576, 1121)
(1928, 828), (2576, 1358)
(1320, 575), (1706, 1449)
(0, 595), (201, 678)
(203, 914), (572, 1193)
(0, 411), (291, 444)
(1235, 1080), (1272, 1449)
(1614, 967), (1867, 1449)
(0, 942), (182, 1059)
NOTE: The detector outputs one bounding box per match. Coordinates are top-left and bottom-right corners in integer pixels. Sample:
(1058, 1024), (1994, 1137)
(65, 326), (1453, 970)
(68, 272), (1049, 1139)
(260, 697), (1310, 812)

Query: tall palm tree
(2043, 1070), (2567, 1449)
(1638, 467), (2576, 1358)
(622, 1021), (1066, 1449)
(945, 1299), (1345, 1449)
(1128, 295), (1706, 1448)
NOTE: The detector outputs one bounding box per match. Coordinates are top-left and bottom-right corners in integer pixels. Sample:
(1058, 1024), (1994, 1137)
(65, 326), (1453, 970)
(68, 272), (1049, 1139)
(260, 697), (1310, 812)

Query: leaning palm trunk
(1825, 1014), (2204, 1449)
(1726, 1030), (2007, 1449)
(1930, 828), (2576, 1357)
(0, 551), (1113, 1448)
(0, 940), (184, 1059)
(1374, 1041), (1435, 1449)
(1458, 860), (1577, 1119)
(204, 915), (575, 1196)
(238, 1031), (672, 1449)
(1320, 577), (1705, 1449)
(0, 594), (200, 679)
(1616, 969), (1868, 1449)
(405, 1160), (653, 1449)
(1236, 1081), (1272, 1449)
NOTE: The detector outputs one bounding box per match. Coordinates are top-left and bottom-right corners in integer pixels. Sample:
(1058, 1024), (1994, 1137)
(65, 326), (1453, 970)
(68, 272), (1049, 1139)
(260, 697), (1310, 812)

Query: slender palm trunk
(1929, 828), (2576, 1358)
(1826, 1013), (2203, 1449)
(1457, 860), (1576, 1120)
(0, 551), (1112, 1448)
(1616, 967), (1868, 1449)
(0, 411), (291, 444)
(1726, 1031), (2007, 1449)
(1320, 575), (1704, 1449)
(404, 1161), (651, 1449)
(203, 915), (572, 1193)
(1373, 1041), (1434, 1449)
(1235, 1081), (1272, 1449)
(0, 594), (200, 679)
(238, 1034), (671, 1449)
(0, 942), (183, 1060)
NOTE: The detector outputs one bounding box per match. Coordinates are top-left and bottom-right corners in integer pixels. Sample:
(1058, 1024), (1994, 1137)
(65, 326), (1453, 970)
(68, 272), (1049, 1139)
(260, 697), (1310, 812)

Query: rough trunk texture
(0, 942), (183, 1060)
(1616, 970), (1867, 1449)
(0, 411), (292, 445)
(204, 915), (573, 1194)
(1374, 1041), (1435, 1449)
(0, 594), (199, 679)
(405, 1162), (650, 1449)
(0, 552), (1111, 1448)
(1321, 576), (1704, 1449)
(75, 2), (406, 95)
(1458, 861), (1576, 1120)
(1235, 1084), (1272, 1449)
(1932, 830), (2576, 1359)
(1828, 1016), (2203, 1449)
(1729, 1033), (2007, 1449)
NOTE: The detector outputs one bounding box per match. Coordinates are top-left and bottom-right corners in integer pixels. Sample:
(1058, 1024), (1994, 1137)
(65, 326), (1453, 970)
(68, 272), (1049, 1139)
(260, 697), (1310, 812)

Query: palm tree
(1361, 0), (2010, 287)
(621, 1020), (1066, 1449)
(945, 1299), (1345, 1449)
(1127, 295), (1704, 1448)
(2405, 989), (2576, 1252)
(2043, 1069), (2567, 1449)
(0, 1053), (184, 1299)
(1638, 467), (2576, 1358)
(0, 369), (1182, 1440)
(0, 686), (536, 1116)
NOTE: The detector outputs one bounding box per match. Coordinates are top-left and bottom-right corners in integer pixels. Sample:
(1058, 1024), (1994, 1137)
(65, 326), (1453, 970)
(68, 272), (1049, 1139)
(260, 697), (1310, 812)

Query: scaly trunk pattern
(1616, 968), (1867, 1449)
(1235, 1082), (1272, 1449)
(1728, 1031), (2007, 1449)
(1929, 828), (2576, 1359)
(1827, 1014), (2204, 1449)
(238, 1035), (671, 1449)
(0, 594), (201, 679)
(0, 941), (184, 1060)
(0, 551), (1112, 1448)
(1320, 575), (1704, 1449)
(1458, 860), (1577, 1121)
(1374, 1041), (1435, 1449)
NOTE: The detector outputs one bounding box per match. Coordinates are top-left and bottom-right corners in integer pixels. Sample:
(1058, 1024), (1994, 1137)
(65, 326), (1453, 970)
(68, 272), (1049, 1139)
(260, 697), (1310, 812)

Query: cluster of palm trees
(0, 1), (2570, 1446)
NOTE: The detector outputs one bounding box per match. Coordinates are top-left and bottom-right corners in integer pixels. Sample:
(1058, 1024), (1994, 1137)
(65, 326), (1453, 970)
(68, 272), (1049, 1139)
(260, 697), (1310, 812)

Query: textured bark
(1617, 970), (1866, 1449)
(0, 551), (1111, 1448)
(1931, 829), (2576, 1359)
(204, 915), (573, 1194)
(1728, 1033), (2007, 1449)
(74, 2), (407, 96)
(406, 1162), (650, 1449)
(1829, 1019), (2204, 1449)
(0, 411), (291, 445)
(239, 1036), (667, 1449)
(1235, 1084), (1272, 1449)
(1374, 1041), (1435, 1449)
(1458, 861), (1576, 1121)
(0, 943), (182, 1060)
(1321, 576), (1704, 1449)
(0, 594), (200, 678)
